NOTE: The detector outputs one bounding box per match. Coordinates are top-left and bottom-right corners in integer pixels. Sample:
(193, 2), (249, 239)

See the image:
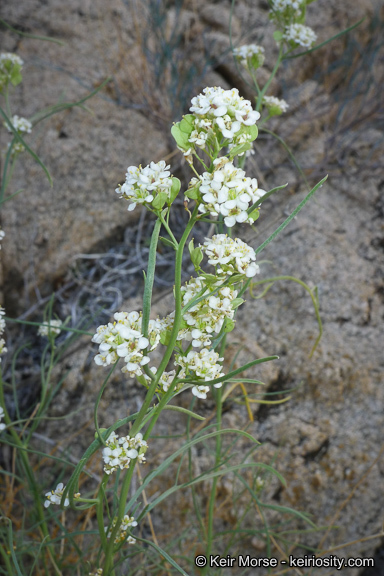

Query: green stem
(102, 462), (136, 575)
(130, 205), (199, 438)
(95, 475), (109, 552)
(205, 386), (223, 568)
(257, 44), (284, 111)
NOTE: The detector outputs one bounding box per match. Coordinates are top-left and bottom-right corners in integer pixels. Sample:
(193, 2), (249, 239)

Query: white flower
(102, 431), (148, 475)
(263, 95), (289, 115)
(38, 319), (62, 338)
(105, 514), (138, 544)
(92, 311), (161, 377)
(201, 234), (259, 278)
(44, 482), (70, 508)
(0, 406), (6, 432)
(197, 158), (266, 227)
(116, 161), (174, 211)
(283, 24), (317, 48)
(188, 87), (260, 148)
(5, 115), (32, 135)
(233, 44), (265, 69)
(175, 349), (225, 399)
(89, 569), (103, 576)
(0, 229), (5, 248)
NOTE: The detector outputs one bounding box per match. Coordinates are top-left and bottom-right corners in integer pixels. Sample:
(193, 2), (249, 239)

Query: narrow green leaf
(255, 176), (328, 256)
(0, 106), (53, 186)
(0, 18), (66, 45)
(134, 537), (190, 576)
(163, 405), (206, 420)
(283, 18), (365, 60)
(142, 219), (162, 340)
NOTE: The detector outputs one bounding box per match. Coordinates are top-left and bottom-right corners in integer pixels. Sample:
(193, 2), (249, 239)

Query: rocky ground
(0, 0), (383, 574)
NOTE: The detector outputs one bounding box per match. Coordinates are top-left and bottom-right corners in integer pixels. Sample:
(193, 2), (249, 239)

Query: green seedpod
(200, 273), (217, 285)
(171, 124), (190, 150)
(152, 192), (168, 210)
(169, 177), (181, 204)
(185, 185), (200, 200)
(95, 428), (107, 439)
(231, 297), (245, 310)
(160, 330), (171, 346)
(247, 124), (259, 142)
(227, 273), (246, 285)
(224, 318), (235, 333)
(273, 30), (284, 42)
(179, 114), (195, 133)
(248, 207), (260, 221)
(10, 63), (23, 87)
(191, 247), (203, 267)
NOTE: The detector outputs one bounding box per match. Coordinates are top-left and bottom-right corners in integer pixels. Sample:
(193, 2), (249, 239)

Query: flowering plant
(0, 2), (364, 574)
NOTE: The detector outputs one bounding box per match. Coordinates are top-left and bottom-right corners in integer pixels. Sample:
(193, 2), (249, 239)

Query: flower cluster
(175, 349), (224, 399)
(38, 318), (62, 338)
(192, 157), (266, 227)
(0, 406), (6, 432)
(143, 367), (178, 394)
(283, 23), (317, 48)
(89, 570), (103, 576)
(102, 431), (147, 475)
(263, 95), (289, 116)
(188, 86), (260, 148)
(201, 234), (259, 279)
(105, 515), (138, 544)
(5, 115), (32, 155)
(270, 0), (304, 21)
(92, 311), (161, 377)
(233, 44), (265, 70)
(0, 306), (7, 362)
(182, 277), (237, 347)
(116, 161), (175, 212)
(0, 52), (23, 91)
(44, 482), (70, 508)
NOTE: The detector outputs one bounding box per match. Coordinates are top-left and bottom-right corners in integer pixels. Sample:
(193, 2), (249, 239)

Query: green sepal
(152, 192), (168, 210)
(273, 30), (284, 43)
(169, 177), (181, 204)
(224, 318), (235, 333)
(231, 298), (245, 310)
